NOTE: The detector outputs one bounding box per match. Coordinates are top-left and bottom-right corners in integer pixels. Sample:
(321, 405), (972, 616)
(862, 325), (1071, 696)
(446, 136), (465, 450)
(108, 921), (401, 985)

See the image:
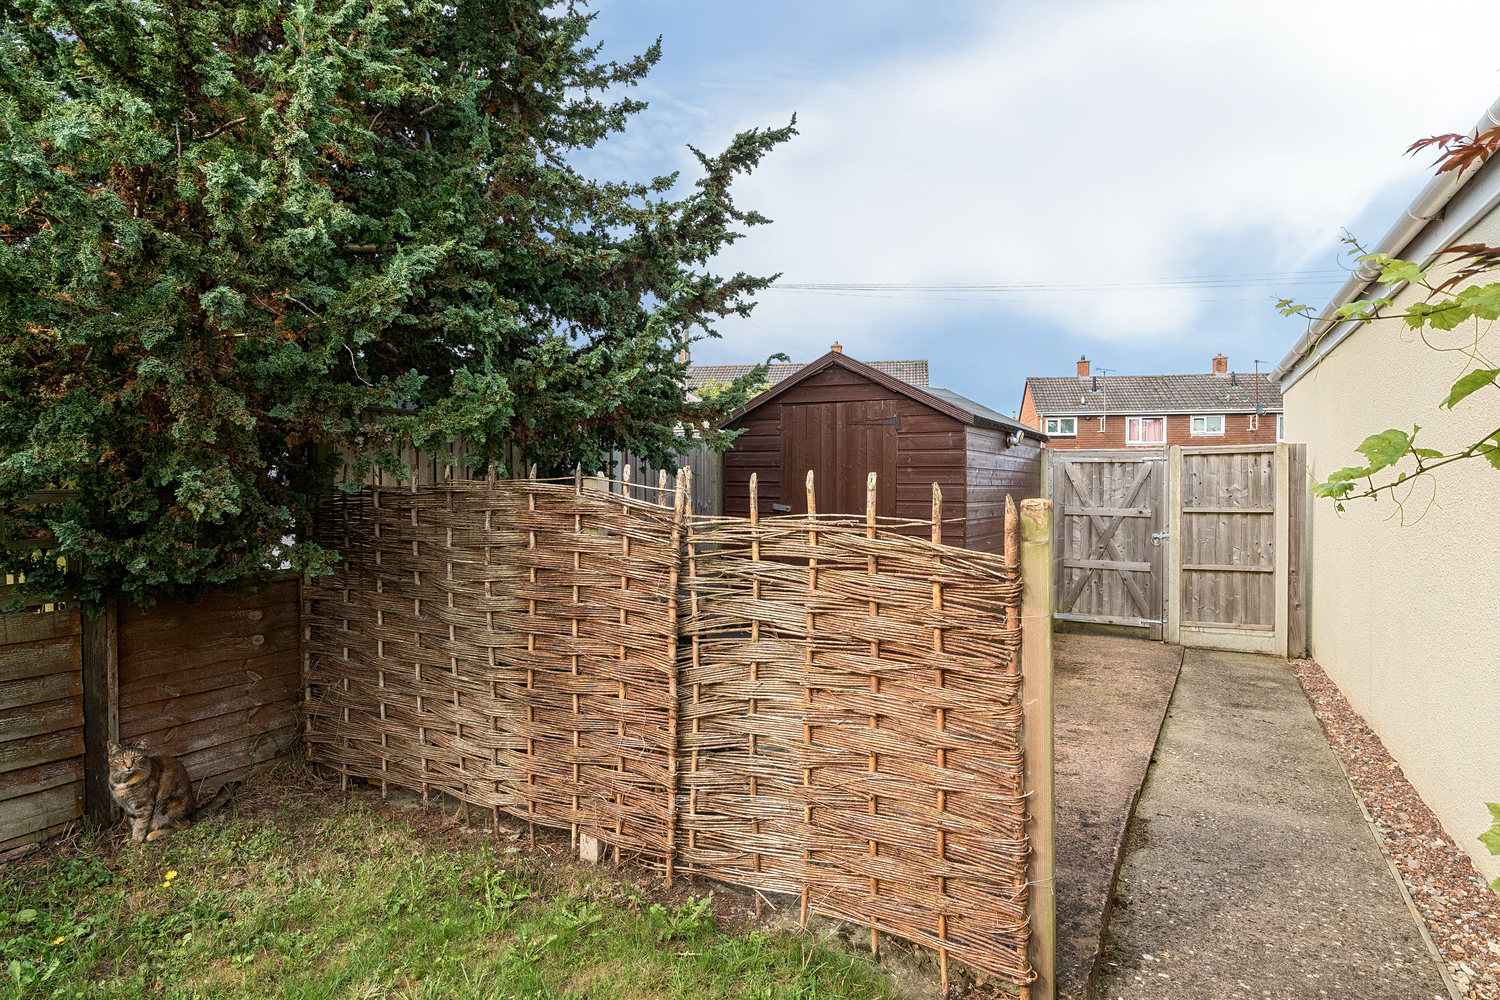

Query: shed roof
(1024, 372), (1282, 415)
(688, 359), (928, 390)
(727, 351), (1044, 439)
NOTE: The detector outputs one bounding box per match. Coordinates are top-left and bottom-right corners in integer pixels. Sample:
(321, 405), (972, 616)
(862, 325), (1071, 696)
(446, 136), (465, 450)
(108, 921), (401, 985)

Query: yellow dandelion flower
(52, 936), (65, 945)
(166, 870), (178, 879)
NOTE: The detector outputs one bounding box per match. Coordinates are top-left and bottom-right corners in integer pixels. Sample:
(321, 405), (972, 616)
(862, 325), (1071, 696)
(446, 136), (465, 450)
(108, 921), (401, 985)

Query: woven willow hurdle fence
(303, 469), (1034, 987)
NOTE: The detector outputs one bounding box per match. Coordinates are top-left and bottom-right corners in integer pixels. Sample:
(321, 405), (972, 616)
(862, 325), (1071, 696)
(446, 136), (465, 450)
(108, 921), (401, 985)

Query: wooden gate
(1048, 451), (1165, 639)
(1046, 444), (1307, 656)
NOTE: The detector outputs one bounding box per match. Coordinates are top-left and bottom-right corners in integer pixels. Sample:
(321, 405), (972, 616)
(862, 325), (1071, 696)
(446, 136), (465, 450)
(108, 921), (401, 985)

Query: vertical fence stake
(930, 482), (948, 994)
(664, 481), (685, 885)
(866, 472), (881, 960)
(748, 472), (764, 918)
(527, 479), (539, 848)
(1020, 498), (1056, 1000)
(801, 469), (816, 931)
(684, 466), (704, 868)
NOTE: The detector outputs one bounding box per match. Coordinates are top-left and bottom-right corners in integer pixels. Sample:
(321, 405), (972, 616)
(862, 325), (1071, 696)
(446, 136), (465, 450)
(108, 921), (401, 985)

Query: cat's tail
(194, 783), (236, 819)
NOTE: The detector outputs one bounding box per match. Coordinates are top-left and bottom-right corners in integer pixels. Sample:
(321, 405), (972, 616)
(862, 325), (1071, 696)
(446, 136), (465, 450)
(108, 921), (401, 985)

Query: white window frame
(1126, 416), (1166, 446)
(1044, 416), (1077, 437)
(1276, 413), (1284, 442)
(1190, 414), (1225, 436)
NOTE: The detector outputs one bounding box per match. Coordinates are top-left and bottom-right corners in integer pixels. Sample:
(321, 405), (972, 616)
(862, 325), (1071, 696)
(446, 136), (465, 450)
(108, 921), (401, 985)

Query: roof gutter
(1270, 94), (1500, 386)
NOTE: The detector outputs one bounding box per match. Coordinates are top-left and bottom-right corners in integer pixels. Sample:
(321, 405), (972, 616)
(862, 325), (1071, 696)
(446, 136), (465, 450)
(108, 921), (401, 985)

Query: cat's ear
(107, 740), (121, 754)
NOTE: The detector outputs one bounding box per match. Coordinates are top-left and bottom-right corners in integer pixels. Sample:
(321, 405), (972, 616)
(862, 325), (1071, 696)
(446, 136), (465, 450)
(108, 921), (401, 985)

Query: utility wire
(765, 269), (1348, 294)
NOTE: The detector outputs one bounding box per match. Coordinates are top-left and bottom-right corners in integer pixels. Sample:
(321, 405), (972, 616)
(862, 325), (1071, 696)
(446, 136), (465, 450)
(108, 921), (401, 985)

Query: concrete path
(1093, 648), (1450, 1000)
(1053, 634), (1183, 999)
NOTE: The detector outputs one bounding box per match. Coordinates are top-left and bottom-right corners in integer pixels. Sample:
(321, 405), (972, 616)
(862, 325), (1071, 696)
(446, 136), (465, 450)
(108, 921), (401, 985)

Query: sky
(573, 0), (1500, 414)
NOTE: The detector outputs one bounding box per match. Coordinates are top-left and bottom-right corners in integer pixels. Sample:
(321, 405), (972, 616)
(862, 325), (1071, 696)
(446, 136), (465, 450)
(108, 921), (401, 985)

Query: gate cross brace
(1060, 462), (1154, 617)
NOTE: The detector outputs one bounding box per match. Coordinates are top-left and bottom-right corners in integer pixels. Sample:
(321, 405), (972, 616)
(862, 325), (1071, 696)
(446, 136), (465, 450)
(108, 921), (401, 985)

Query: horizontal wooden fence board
(0, 669), (82, 712)
(121, 703), (299, 760)
(118, 624), (300, 680)
(120, 672), (299, 733)
(0, 636), (77, 684)
(0, 756), (84, 802)
(0, 727), (83, 775)
(177, 725), (298, 792)
(118, 594), (298, 660)
(304, 479), (1034, 986)
(118, 652), (299, 709)
(0, 609), (78, 647)
(0, 695), (84, 743)
(0, 783), (82, 844)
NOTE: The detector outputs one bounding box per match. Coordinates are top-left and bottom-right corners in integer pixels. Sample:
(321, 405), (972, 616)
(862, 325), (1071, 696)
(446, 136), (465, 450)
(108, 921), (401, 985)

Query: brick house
(1018, 355), (1283, 449)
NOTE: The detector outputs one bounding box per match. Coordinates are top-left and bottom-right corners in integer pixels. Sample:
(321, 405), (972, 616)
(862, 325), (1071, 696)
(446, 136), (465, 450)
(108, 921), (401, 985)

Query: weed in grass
(648, 894), (716, 942)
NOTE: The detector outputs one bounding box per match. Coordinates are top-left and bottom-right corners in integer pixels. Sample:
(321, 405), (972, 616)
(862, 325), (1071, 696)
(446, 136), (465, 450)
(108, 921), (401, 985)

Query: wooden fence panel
(117, 580), (301, 791)
(0, 606), (83, 850)
(304, 476), (1034, 987)
(1179, 449), (1276, 629)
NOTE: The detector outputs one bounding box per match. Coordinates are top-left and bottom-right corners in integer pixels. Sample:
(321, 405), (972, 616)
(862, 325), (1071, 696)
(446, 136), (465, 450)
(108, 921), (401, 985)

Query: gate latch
(1151, 530), (1170, 546)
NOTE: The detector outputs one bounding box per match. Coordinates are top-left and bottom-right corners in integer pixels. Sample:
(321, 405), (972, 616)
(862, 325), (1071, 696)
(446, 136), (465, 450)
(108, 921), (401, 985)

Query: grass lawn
(0, 766), (902, 1000)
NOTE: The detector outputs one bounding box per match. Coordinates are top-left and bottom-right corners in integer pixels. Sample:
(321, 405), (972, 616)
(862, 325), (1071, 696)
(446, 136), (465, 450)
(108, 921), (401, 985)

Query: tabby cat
(107, 741), (231, 843)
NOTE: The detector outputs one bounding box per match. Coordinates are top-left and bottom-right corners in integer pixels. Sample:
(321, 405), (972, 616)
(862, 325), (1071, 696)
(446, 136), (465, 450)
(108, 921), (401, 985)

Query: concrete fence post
(1019, 498), (1055, 1000)
(1164, 445), (1183, 646)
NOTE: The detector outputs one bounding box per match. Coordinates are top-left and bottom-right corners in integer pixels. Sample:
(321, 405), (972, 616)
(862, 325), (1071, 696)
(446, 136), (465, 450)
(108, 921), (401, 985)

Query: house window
(1045, 416), (1077, 437)
(1190, 414), (1225, 436)
(1276, 413), (1284, 442)
(1126, 416), (1166, 446)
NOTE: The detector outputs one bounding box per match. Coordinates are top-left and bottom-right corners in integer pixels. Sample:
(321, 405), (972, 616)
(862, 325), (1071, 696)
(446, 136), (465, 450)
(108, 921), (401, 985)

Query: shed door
(782, 402), (897, 517)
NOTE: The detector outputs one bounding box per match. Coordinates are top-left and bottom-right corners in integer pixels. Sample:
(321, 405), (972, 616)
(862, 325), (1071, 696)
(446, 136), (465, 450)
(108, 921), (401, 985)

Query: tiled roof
(687, 359), (928, 390)
(1025, 372), (1283, 415)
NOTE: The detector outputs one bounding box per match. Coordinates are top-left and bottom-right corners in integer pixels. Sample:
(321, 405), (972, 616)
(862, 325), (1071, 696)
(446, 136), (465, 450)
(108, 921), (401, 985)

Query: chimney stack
(1212, 354), (1228, 375)
(831, 342), (843, 354)
(1077, 355), (1090, 377)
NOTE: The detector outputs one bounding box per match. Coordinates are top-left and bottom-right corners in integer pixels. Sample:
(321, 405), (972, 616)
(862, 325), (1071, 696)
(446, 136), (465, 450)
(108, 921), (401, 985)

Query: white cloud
(658, 0), (1500, 359)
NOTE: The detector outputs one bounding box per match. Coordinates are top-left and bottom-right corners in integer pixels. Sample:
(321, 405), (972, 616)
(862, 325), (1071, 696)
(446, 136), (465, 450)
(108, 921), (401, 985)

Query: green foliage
(648, 894), (716, 941)
(0, 0), (792, 609)
(1442, 368), (1500, 409)
(695, 378), (770, 405)
(0, 794), (895, 1000)
(1484, 803), (1500, 894)
(1289, 244), (1500, 511)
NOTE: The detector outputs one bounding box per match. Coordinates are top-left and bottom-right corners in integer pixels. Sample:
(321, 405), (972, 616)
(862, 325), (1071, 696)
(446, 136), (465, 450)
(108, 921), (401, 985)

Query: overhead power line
(765, 270), (1349, 295)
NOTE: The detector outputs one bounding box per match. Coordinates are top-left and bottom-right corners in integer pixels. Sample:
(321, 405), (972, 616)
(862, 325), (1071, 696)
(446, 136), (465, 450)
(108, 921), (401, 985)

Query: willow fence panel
(303, 473), (1033, 986)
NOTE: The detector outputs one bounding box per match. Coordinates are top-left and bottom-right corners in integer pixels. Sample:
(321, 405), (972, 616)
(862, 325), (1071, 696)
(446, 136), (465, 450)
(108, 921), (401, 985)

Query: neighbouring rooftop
(1026, 355), (1283, 415)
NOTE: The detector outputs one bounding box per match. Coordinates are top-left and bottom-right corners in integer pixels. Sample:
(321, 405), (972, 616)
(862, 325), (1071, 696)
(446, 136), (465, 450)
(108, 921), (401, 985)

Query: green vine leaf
(1481, 803), (1500, 857)
(1442, 369), (1500, 409)
(1355, 428), (1415, 473)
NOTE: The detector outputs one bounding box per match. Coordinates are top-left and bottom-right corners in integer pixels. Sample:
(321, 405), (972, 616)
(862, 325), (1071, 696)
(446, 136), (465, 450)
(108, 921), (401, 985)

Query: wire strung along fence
(302, 465), (1034, 989)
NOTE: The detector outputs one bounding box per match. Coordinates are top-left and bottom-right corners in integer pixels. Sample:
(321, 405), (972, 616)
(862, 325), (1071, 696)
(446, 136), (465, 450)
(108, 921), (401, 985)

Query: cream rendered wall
(1283, 210), (1500, 882)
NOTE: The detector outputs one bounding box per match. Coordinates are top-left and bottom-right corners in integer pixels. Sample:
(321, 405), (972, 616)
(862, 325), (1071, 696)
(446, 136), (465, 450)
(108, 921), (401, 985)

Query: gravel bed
(1293, 658), (1500, 1000)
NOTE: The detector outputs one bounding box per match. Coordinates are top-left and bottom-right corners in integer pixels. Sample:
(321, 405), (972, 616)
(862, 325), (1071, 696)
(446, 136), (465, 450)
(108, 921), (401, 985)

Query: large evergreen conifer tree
(0, 0), (791, 607)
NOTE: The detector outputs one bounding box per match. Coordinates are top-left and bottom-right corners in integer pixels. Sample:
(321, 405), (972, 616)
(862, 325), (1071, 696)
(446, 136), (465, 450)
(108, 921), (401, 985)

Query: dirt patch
(1294, 657), (1500, 999)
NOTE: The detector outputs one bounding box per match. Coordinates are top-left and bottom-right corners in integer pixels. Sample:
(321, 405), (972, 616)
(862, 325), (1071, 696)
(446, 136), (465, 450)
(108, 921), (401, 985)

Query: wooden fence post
(1273, 442), (1291, 659)
(1019, 498), (1055, 1000)
(80, 598), (118, 823)
(1164, 445), (1183, 646)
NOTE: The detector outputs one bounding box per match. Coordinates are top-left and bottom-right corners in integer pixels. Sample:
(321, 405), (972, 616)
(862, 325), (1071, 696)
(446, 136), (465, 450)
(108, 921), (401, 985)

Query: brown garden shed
(720, 349), (1047, 552)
